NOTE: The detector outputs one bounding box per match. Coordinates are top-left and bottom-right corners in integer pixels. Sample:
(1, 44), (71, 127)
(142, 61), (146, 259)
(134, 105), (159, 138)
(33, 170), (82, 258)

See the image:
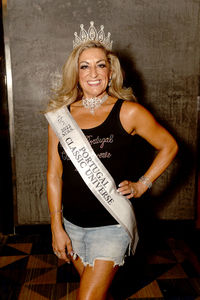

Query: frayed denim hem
(72, 252), (125, 268)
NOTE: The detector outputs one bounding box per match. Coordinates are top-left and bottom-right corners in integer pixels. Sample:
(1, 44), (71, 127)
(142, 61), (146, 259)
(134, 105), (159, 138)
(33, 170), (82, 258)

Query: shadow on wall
(117, 49), (196, 235)
(116, 49), (148, 104)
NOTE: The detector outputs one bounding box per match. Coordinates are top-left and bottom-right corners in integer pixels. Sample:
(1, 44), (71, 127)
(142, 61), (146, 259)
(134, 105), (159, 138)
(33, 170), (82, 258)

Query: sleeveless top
(58, 99), (142, 227)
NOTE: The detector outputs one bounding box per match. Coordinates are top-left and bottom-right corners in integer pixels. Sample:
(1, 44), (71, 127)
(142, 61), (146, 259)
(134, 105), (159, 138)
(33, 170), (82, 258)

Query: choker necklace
(82, 94), (108, 114)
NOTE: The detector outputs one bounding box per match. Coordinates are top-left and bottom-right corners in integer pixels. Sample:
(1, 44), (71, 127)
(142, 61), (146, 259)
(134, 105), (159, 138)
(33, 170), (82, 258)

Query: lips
(87, 80), (101, 86)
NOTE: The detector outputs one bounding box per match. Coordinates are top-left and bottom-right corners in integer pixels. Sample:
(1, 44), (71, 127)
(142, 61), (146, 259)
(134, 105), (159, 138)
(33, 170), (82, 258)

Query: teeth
(88, 80), (100, 85)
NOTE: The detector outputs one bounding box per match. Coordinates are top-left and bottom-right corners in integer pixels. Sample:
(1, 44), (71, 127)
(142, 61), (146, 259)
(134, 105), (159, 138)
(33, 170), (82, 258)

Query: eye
(98, 64), (106, 68)
(80, 65), (88, 70)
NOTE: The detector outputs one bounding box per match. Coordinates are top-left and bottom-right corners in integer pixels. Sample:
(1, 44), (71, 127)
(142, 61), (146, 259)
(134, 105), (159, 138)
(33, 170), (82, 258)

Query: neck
(83, 91), (107, 99)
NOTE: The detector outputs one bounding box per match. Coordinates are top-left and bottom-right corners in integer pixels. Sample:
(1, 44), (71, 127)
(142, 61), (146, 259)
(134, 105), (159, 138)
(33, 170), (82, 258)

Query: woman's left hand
(117, 180), (148, 199)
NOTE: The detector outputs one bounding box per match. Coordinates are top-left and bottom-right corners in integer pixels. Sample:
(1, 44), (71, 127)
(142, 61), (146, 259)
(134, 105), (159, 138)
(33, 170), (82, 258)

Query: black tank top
(58, 99), (142, 227)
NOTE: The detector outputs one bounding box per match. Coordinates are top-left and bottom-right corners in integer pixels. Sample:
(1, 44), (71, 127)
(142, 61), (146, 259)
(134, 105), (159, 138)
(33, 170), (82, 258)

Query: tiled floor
(0, 222), (200, 300)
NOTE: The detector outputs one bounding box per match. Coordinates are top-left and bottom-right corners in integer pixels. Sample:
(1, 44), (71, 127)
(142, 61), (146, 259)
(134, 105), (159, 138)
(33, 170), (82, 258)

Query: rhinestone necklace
(82, 94), (109, 114)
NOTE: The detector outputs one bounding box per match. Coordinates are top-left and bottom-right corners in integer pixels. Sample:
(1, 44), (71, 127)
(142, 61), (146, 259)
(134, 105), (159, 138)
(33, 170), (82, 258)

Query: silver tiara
(73, 21), (113, 50)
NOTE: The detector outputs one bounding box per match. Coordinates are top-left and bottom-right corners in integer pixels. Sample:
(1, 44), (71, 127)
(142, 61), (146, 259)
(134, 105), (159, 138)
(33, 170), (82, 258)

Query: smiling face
(78, 47), (111, 98)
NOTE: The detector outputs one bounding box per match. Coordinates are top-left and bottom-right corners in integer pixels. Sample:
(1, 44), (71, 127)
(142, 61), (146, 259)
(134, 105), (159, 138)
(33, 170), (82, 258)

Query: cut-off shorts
(63, 218), (131, 267)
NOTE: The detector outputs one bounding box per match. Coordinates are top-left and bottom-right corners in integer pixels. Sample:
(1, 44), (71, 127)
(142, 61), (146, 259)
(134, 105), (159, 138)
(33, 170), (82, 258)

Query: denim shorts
(63, 218), (131, 267)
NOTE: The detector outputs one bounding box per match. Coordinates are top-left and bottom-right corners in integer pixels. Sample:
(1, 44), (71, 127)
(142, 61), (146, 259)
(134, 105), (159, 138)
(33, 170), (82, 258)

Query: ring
(130, 187), (135, 195)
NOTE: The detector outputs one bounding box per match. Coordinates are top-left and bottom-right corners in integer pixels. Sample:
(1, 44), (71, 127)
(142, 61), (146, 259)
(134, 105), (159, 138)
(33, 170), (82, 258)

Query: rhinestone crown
(73, 21), (113, 50)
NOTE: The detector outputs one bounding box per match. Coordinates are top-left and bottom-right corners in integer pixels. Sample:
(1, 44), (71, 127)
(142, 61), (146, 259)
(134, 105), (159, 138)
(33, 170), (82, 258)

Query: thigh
(78, 259), (119, 300)
(71, 256), (85, 277)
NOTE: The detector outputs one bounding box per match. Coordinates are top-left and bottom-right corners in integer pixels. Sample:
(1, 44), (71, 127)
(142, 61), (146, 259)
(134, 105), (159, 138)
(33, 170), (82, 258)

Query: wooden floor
(0, 221), (200, 299)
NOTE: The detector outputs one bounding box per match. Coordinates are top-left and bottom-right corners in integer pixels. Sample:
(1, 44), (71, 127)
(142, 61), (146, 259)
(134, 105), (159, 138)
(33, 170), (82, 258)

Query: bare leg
(77, 259), (119, 300)
(71, 255), (85, 277)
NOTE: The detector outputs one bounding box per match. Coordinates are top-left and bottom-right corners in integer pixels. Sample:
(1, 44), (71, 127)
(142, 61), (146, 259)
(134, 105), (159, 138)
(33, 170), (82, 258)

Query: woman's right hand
(52, 227), (73, 262)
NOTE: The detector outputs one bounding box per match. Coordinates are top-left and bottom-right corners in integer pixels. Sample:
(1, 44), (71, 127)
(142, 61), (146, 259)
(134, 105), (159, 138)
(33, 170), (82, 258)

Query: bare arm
(47, 125), (73, 261)
(118, 102), (178, 198)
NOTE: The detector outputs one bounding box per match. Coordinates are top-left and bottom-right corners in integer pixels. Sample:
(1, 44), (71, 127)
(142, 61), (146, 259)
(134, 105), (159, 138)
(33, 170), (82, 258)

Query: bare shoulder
(120, 101), (154, 134)
(121, 100), (152, 117)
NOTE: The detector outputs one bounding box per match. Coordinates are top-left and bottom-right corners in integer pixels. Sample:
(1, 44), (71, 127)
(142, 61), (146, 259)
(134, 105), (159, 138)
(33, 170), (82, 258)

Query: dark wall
(3, 0), (200, 225)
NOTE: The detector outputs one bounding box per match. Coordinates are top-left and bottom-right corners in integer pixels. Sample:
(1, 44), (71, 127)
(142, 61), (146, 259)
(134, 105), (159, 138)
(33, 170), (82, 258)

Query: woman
(46, 22), (178, 300)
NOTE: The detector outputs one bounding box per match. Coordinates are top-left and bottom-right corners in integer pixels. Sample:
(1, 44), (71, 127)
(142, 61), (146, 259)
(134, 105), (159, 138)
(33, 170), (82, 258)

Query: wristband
(139, 175), (152, 189)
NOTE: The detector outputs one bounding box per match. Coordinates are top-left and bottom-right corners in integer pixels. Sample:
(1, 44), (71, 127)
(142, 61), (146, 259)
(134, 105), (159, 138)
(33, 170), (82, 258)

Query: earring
(108, 78), (112, 87)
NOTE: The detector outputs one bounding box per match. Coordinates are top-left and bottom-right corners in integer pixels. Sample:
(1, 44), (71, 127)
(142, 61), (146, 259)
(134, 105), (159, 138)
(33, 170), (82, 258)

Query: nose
(90, 66), (98, 78)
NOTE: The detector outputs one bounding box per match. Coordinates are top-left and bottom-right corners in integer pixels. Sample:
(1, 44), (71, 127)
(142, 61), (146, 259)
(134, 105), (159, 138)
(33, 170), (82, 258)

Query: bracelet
(139, 175), (152, 189)
(49, 209), (63, 216)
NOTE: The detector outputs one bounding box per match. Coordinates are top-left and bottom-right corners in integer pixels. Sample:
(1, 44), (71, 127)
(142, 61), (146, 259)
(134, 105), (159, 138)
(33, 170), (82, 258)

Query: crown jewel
(73, 21), (113, 50)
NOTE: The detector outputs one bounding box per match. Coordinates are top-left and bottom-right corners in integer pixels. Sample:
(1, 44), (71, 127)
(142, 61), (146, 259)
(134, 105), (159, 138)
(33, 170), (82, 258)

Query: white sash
(45, 106), (139, 254)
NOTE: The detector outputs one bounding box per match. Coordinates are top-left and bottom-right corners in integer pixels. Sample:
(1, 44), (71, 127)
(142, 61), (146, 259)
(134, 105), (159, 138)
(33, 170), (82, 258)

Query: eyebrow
(79, 59), (107, 65)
